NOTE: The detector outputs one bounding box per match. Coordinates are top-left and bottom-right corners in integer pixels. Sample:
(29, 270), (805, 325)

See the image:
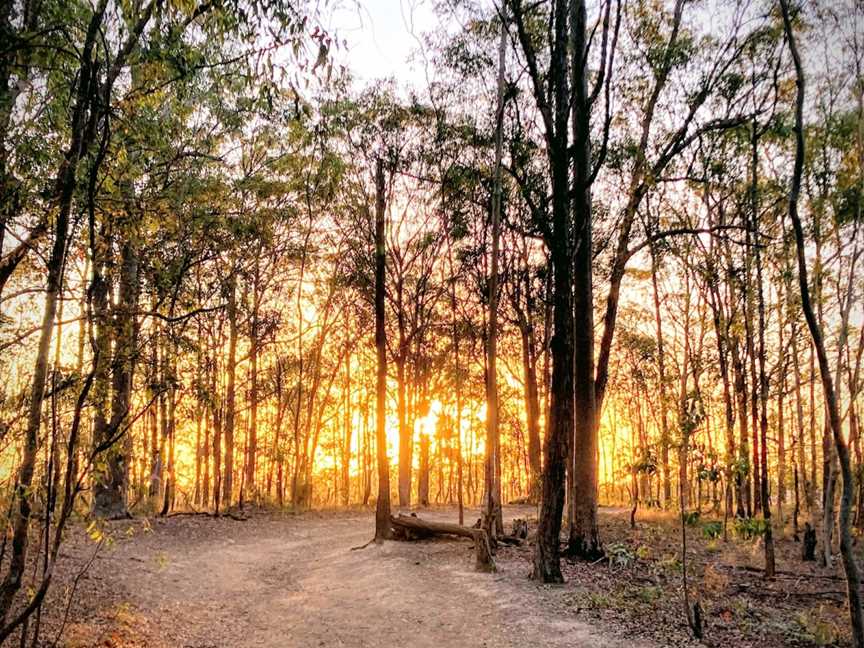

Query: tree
(780, 0), (863, 643)
(374, 156), (392, 541)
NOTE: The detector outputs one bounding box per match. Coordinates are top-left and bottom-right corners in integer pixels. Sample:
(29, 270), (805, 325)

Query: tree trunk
(90, 236), (114, 514)
(483, 13), (506, 540)
(342, 342), (352, 507)
(418, 433), (430, 507)
(567, 0), (600, 560)
(397, 347), (410, 507)
(752, 121), (774, 576)
(779, 6), (864, 642)
(222, 273), (237, 508)
(94, 237), (139, 518)
(0, 1), (105, 618)
(651, 244), (672, 508)
(530, 0), (574, 584)
(246, 263), (260, 502)
(374, 158), (392, 541)
(446, 232), (465, 525)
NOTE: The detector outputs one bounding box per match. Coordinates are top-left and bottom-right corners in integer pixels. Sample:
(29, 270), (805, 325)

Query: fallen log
(165, 510), (248, 522)
(389, 514), (496, 573)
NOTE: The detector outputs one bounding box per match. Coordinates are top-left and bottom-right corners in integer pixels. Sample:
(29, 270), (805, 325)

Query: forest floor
(38, 504), (852, 647)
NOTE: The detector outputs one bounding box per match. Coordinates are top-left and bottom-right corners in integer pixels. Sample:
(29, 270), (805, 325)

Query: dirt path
(51, 506), (638, 647)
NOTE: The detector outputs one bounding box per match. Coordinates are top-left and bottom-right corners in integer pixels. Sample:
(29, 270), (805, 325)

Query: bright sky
(324, 0), (439, 87)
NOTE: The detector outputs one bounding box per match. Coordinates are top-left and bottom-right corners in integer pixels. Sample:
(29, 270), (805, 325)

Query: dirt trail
(50, 505), (639, 648)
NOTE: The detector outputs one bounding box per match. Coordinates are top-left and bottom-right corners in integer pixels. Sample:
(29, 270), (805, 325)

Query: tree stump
(389, 514), (496, 572)
(802, 522), (817, 561)
(511, 518), (528, 539)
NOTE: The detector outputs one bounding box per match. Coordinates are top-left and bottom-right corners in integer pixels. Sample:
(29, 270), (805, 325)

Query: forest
(0, 0), (861, 645)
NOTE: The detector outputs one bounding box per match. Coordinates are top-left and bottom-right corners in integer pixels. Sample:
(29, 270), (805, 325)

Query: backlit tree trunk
(374, 157), (392, 541)
(222, 272), (237, 508)
(483, 12), (506, 539)
(567, 0), (600, 560)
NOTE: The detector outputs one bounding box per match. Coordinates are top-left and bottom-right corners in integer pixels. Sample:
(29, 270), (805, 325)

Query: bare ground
(43, 505), (638, 648)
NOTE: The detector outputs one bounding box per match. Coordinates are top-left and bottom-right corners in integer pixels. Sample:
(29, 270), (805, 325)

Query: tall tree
(779, 1), (863, 643)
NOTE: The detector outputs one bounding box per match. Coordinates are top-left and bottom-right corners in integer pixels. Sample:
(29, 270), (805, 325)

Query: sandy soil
(46, 505), (640, 648)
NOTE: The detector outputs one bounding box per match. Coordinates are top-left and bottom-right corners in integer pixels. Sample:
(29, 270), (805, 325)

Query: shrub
(733, 517), (768, 540)
(701, 520), (722, 539)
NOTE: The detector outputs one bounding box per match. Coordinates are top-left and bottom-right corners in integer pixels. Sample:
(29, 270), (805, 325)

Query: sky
(323, 0), (439, 88)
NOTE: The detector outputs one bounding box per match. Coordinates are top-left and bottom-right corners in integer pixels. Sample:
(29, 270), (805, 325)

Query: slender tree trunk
(374, 158), (392, 541)
(203, 356), (211, 508)
(342, 342), (352, 507)
(651, 245), (672, 508)
(396, 350), (410, 507)
(246, 266), (260, 502)
(418, 432), (430, 507)
(678, 274), (692, 512)
(90, 235), (113, 513)
(222, 273), (237, 508)
(446, 235), (465, 526)
(779, 6), (864, 642)
(94, 237), (138, 518)
(0, 1), (105, 617)
(483, 13), (506, 539)
(752, 121), (774, 576)
(519, 316), (542, 504)
(777, 299), (787, 537)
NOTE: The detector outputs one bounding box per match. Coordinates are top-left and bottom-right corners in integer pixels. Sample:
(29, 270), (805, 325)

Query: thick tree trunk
(530, 0), (574, 584)
(567, 0), (600, 560)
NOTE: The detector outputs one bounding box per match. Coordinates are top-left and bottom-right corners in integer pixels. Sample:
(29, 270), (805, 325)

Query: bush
(733, 517), (768, 540)
(606, 542), (636, 568)
(682, 510), (701, 526)
(701, 520), (722, 539)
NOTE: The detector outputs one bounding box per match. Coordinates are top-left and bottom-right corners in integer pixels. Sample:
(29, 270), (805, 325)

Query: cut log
(389, 514), (496, 572)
